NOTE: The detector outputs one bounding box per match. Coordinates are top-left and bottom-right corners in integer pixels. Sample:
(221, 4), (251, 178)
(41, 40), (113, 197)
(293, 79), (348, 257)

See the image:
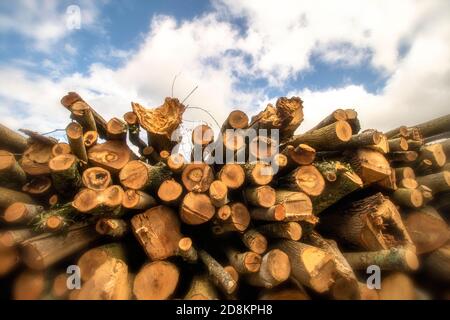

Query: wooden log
(304, 231), (360, 300)
(34, 203), (77, 233)
(0, 247), (19, 277)
(416, 171), (450, 194)
(344, 247), (419, 271)
(243, 161), (273, 186)
(51, 273), (70, 299)
(385, 125), (408, 139)
(82, 166), (112, 190)
(221, 110), (249, 132)
(280, 144), (316, 171)
(250, 204), (286, 222)
(406, 139), (423, 151)
(283, 120), (352, 151)
(106, 117), (127, 140)
(209, 180), (229, 207)
(345, 109), (361, 134)
(423, 243), (450, 282)
(192, 124), (214, 148)
(256, 222), (302, 241)
(240, 229), (268, 254)
(358, 282), (379, 300)
(404, 206), (450, 254)
(184, 275), (218, 300)
(244, 185), (276, 208)
(3, 202), (43, 224)
(391, 188), (424, 208)
(83, 131), (98, 148)
(73, 185), (124, 214)
(157, 179), (184, 205)
(51, 142), (71, 157)
(19, 129), (57, 146)
(417, 144), (446, 169)
(123, 111), (147, 153)
(12, 270), (46, 300)
(120, 160), (171, 191)
(89, 141), (132, 173)
(333, 130), (384, 150)
(226, 248), (262, 274)
(177, 237), (198, 263)
(0, 228), (35, 249)
(395, 167), (416, 180)
(389, 151), (418, 163)
(410, 114), (450, 138)
(66, 122), (88, 163)
(142, 146), (161, 164)
(0, 123), (28, 153)
(0, 150), (26, 188)
(378, 272), (417, 300)
(180, 192), (215, 225)
(212, 202), (250, 233)
(21, 223), (101, 270)
(181, 162), (214, 192)
(133, 261), (179, 300)
(0, 186), (36, 208)
(259, 284), (310, 300)
(96, 218), (129, 238)
(347, 148), (391, 185)
(246, 249), (290, 288)
(274, 190), (314, 222)
(278, 165), (325, 196)
(198, 250), (237, 294)
(166, 153), (186, 174)
(366, 133), (389, 154)
(376, 168), (397, 191)
(131, 205), (182, 260)
(306, 109), (347, 133)
(68, 100), (98, 134)
(312, 161), (363, 214)
(319, 193), (413, 251)
(48, 154), (82, 195)
(418, 184), (433, 204)
(274, 240), (336, 293)
(22, 176), (52, 198)
(217, 163), (245, 190)
(248, 135), (278, 162)
(388, 137), (409, 152)
(398, 178), (419, 189)
(19, 141), (53, 176)
(132, 98), (186, 152)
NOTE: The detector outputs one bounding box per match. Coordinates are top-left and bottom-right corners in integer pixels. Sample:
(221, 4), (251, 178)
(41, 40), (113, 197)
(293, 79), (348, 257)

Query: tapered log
(167, 153), (186, 174)
(410, 114), (450, 138)
(392, 188), (423, 208)
(12, 270), (46, 300)
(66, 122), (88, 163)
(423, 243), (450, 282)
(274, 240), (336, 293)
(278, 165), (325, 196)
(241, 229), (268, 254)
(416, 171), (450, 194)
(243, 161), (273, 186)
(48, 154), (82, 195)
(157, 179), (184, 205)
(21, 223), (100, 270)
(180, 192), (215, 225)
(246, 249), (290, 288)
(198, 250), (237, 295)
(106, 117), (127, 140)
(77, 243), (126, 282)
(250, 205), (286, 222)
(347, 148), (391, 185)
(256, 222), (302, 241)
(88, 141), (132, 173)
(389, 151), (418, 163)
(51, 143), (71, 157)
(284, 120), (352, 151)
(0, 247), (19, 277)
(344, 247), (419, 271)
(388, 137), (409, 152)
(334, 130), (384, 151)
(211, 202), (249, 234)
(244, 185), (276, 208)
(209, 180), (229, 207)
(306, 109), (347, 133)
(22, 176), (52, 198)
(378, 272), (417, 300)
(274, 190), (314, 222)
(0, 123), (28, 153)
(82, 166), (112, 190)
(120, 160), (171, 191)
(0, 187), (36, 208)
(20, 141), (53, 175)
(177, 237), (198, 263)
(319, 193), (413, 251)
(96, 218), (129, 238)
(305, 231), (360, 300)
(221, 110), (249, 132)
(0, 228), (35, 248)
(19, 129), (57, 146)
(417, 144), (446, 169)
(133, 261), (179, 300)
(385, 125), (408, 139)
(184, 275), (218, 300)
(312, 161), (363, 214)
(0, 150), (26, 189)
(217, 163), (245, 190)
(225, 248), (261, 274)
(131, 206), (182, 260)
(181, 163), (214, 193)
(83, 131), (98, 148)
(132, 98), (186, 152)
(404, 207), (450, 254)
(3, 202), (43, 224)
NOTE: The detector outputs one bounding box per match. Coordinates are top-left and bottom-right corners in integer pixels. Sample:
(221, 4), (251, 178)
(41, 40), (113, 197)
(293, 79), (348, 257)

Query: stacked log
(0, 92), (448, 300)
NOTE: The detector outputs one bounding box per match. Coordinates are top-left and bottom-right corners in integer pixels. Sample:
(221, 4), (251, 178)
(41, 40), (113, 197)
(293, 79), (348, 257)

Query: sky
(0, 0), (449, 140)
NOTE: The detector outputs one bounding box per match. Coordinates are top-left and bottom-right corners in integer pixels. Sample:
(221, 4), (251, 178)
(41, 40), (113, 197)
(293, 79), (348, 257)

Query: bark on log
(246, 249), (290, 288)
(274, 190), (315, 222)
(198, 249), (237, 295)
(120, 160), (171, 191)
(241, 229), (268, 254)
(213, 202), (250, 233)
(389, 151), (418, 163)
(344, 247), (419, 271)
(278, 165), (325, 196)
(0, 187), (37, 208)
(180, 192), (215, 225)
(345, 109), (361, 134)
(106, 118), (127, 141)
(3, 202), (43, 223)
(133, 261), (179, 300)
(96, 218), (129, 238)
(416, 171), (450, 194)
(184, 275), (218, 300)
(244, 185), (276, 208)
(66, 122), (88, 163)
(417, 144), (447, 169)
(423, 243), (450, 282)
(250, 205), (286, 222)
(347, 148), (391, 185)
(225, 248), (262, 274)
(391, 188), (424, 208)
(256, 222), (302, 241)
(33, 203), (77, 233)
(48, 154), (82, 195)
(388, 137), (409, 152)
(0, 123), (28, 153)
(385, 125), (408, 139)
(0, 228), (35, 249)
(306, 109), (347, 133)
(177, 237), (198, 263)
(410, 114), (450, 138)
(181, 162), (214, 192)
(333, 130), (384, 151)
(209, 180), (229, 207)
(0, 150), (26, 188)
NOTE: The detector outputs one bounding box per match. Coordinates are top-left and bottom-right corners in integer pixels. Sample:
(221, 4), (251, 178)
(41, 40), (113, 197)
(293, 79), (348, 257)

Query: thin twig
(182, 85), (199, 104)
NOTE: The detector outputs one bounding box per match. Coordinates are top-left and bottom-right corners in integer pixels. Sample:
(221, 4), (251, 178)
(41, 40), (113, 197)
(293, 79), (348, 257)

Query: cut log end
(227, 110), (249, 130)
(182, 163), (214, 193)
(158, 179), (183, 204)
(192, 125), (214, 146)
(219, 163), (245, 190)
(133, 261), (179, 300)
(82, 167), (112, 190)
(180, 192), (215, 225)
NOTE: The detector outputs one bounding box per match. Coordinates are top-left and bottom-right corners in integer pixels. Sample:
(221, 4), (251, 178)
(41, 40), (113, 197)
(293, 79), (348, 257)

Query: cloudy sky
(0, 0), (449, 140)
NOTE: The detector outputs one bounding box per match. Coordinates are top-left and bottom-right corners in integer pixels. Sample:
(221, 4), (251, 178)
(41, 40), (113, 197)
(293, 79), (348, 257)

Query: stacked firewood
(0, 91), (449, 300)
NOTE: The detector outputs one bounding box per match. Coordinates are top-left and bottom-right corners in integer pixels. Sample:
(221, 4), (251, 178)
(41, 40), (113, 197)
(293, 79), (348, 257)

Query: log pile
(0, 92), (449, 300)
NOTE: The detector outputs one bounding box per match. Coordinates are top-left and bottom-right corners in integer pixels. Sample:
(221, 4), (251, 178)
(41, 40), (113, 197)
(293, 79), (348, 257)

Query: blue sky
(0, 0), (449, 135)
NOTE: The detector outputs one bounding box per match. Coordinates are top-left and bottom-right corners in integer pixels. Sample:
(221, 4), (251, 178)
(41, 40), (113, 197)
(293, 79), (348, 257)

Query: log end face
(219, 164), (245, 190)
